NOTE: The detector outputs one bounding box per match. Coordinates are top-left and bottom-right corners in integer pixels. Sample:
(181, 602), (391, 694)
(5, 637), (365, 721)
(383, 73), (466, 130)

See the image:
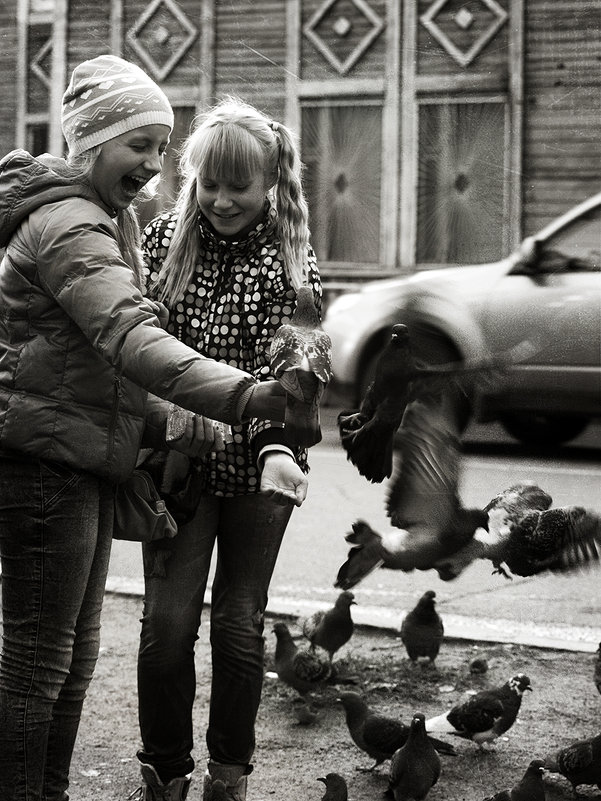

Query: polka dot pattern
(142, 206), (322, 497)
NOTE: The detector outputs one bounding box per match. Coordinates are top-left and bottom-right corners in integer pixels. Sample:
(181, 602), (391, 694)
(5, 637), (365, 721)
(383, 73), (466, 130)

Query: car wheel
(500, 412), (589, 446)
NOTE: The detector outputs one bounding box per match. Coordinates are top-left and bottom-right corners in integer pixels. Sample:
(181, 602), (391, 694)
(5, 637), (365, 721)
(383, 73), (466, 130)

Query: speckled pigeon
(544, 731), (601, 792)
(302, 591), (356, 662)
(272, 621), (331, 696)
(269, 284), (331, 448)
(426, 673), (532, 749)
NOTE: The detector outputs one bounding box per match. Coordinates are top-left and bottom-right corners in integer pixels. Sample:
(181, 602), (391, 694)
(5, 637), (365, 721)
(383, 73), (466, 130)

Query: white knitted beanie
(61, 54), (174, 155)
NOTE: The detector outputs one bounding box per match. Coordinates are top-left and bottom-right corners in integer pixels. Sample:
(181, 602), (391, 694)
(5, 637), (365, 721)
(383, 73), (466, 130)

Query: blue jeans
(0, 455), (114, 801)
(137, 492), (293, 781)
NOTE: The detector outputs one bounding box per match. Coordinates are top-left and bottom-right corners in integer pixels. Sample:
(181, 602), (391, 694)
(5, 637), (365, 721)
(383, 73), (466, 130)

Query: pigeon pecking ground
(68, 592), (600, 800)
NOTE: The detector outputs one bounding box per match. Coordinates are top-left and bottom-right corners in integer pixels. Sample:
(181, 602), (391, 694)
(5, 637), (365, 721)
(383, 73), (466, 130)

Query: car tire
(500, 411), (589, 446)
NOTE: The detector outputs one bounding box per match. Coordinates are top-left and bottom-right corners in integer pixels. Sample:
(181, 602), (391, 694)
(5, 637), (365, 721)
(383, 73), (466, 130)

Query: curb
(105, 576), (598, 654)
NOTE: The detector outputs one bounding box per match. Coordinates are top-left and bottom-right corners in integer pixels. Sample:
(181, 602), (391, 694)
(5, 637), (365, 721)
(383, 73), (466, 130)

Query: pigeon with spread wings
(335, 383), (488, 589)
(269, 284), (332, 448)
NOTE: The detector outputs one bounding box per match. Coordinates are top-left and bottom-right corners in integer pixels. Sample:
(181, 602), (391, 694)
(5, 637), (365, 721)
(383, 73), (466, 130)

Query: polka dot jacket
(141, 203), (322, 497)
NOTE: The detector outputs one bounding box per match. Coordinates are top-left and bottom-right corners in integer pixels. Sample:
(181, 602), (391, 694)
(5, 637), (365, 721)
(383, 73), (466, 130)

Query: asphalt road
(108, 411), (601, 652)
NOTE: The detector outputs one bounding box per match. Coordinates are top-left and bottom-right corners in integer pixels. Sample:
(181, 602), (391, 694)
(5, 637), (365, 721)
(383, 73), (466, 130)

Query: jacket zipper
(107, 373), (123, 463)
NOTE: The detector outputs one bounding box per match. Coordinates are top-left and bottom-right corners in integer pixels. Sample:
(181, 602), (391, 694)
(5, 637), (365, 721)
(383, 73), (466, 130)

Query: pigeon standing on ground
(272, 621), (332, 696)
(335, 386), (488, 589)
(269, 284), (332, 448)
(302, 591), (356, 661)
(317, 772), (348, 801)
(594, 642), (601, 695)
(388, 712), (441, 801)
(292, 696), (322, 725)
(482, 759), (546, 801)
(543, 731), (601, 792)
(337, 691), (455, 772)
(400, 590), (444, 664)
(426, 673), (532, 749)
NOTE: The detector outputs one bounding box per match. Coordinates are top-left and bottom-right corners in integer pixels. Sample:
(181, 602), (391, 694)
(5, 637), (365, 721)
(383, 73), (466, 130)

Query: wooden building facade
(1, 0), (599, 289)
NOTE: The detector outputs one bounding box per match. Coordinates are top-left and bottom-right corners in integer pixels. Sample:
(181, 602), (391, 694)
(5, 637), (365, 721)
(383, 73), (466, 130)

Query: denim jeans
(137, 492), (293, 781)
(0, 455), (114, 801)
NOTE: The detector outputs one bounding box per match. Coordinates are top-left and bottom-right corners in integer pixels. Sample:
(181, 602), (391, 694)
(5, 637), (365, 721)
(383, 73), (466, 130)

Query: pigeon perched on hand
(400, 590), (444, 664)
(269, 284), (332, 448)
(337, 691), (455, 772)
(302, 591), (356, 662)
(482, 759), (546, 801)
(426, 673), (532, 749)
(544, 731), (601, 792)
(317, 772), (348, 801)
(388, 712), (441, 801)
(335, 387), (488, 589)
(272, 621), (332, 696)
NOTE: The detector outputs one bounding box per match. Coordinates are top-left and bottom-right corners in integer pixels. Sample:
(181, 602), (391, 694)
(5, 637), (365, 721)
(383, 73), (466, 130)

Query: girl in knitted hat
(134, 97), (322, 801)
(0, 59), (297, 801)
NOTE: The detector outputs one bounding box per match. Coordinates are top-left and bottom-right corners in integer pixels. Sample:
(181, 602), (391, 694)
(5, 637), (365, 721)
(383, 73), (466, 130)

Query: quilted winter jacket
(0, 149), (257, 483)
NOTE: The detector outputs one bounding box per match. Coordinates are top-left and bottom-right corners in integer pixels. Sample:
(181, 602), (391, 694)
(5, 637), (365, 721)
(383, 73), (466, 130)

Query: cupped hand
(260, 452), (308, 507)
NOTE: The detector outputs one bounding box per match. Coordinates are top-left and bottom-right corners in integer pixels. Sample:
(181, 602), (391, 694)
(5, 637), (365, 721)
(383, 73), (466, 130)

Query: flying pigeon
(594, 642), (601, 695)
(337, 691), (455, 773)
(482, 759), (546, 801)
(269, 284), (332, 448)
(272, 621), (332, 696)
(544, 731), (601, 792)
(335, 387), (488, 589)
(317, 772), (348, 801)
(426, 673), (532, 749)
(400, 590), (444, 664)
(388, 712), (441, 801)
(337, 324), (526, 484)
(337, 324), (419, 483)
(302, 591), (356, 662)
(445, 483), (601, 579)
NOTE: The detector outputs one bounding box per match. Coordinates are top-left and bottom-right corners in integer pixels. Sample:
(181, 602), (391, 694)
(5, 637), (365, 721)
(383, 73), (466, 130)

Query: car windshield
(538, 205), (601, 273)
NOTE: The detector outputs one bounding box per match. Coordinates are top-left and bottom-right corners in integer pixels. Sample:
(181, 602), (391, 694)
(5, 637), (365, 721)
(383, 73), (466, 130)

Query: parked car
(323, 194), (601, 445)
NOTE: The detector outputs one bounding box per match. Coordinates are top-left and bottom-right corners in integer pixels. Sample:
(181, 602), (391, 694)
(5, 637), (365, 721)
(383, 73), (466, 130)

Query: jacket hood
(0, 149), (109, 248)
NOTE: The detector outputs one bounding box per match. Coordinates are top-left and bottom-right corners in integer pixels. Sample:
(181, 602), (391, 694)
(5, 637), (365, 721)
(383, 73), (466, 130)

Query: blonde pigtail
(273, 124), (311, 291)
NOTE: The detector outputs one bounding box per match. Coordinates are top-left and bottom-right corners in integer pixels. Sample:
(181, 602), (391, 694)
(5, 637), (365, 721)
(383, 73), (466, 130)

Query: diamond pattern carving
(31, 37), (52, 89)
(303, 0), (385, 76)
(420, 0), (508, 68)
(126, 0), (197, 81)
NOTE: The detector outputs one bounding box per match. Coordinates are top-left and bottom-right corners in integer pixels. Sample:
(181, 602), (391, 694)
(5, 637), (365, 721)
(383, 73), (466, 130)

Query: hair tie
(269, 121), (280, 134)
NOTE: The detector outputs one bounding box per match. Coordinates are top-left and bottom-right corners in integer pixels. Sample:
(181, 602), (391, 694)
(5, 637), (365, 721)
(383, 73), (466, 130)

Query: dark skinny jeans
(0, 455), (113, 801)
(136, 492), (292, 781)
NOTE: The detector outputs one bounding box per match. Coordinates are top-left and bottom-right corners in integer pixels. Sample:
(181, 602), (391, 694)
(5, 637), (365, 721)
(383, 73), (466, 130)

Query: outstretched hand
(260, 452), (308, 507)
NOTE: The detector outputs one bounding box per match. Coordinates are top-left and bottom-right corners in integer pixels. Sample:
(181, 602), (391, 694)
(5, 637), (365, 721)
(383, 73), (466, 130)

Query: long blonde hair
(66, 147), (145, 288)
(155, 96), (310, 305)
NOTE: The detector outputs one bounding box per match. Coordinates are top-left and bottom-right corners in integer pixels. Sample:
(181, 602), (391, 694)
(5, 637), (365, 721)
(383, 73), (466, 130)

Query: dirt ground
(67, 592), (601, 801)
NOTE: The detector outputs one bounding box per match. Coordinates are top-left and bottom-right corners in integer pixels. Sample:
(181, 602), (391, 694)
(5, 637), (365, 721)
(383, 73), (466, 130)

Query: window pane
(301, 104), (382, 263)
(417, 102), (506, 264)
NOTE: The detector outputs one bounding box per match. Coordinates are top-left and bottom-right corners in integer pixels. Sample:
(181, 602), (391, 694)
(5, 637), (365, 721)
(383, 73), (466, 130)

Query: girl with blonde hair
(134, 97), (321, 801)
